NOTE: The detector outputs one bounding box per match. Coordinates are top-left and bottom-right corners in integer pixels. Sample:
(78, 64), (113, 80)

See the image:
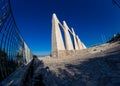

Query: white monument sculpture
(52, 13), (86, 57)
(71, 28), (79, 50)
(63, 21), (74, 50)
(52, 14), (65, 57)
(76, 35), (83, 49)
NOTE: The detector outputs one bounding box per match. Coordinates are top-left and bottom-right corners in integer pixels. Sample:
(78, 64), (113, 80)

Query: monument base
(52, 50), (86, 58)
(52, 50), (75, 58)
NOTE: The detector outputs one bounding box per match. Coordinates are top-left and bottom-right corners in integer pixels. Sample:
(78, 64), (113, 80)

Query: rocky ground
(32, 42), (120, 86)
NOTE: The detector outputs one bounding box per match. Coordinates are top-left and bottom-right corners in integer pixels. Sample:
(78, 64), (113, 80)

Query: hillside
(32, 42), (120, 86)
(107, 33), (120, 43)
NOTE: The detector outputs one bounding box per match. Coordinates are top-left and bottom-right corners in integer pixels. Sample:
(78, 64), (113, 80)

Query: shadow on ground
(64, 52), (120, 86)
(32, 51), (120, 86)
(32, 58), (46, 86)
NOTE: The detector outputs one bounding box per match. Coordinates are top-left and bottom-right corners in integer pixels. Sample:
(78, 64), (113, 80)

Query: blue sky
(10, 0), (120, 55)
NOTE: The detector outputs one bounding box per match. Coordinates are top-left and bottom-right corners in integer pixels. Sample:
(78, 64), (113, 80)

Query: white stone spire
(81, 42), (87, 49)
(76, 35), (83, 49)
(52, 13), (65, 55)
(72, 28), (79, 50)
(63, 21), (74, 50)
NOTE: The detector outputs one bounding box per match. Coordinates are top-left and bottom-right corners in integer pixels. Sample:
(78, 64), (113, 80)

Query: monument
(52, 13), (86, 57)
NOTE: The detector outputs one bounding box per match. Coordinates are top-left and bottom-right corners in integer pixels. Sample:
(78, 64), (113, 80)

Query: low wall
(52, 49), (87, 58)
(1, 59), (34, 86)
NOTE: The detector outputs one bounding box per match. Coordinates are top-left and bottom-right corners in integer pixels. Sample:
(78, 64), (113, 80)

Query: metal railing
(0, 0), (33, 82)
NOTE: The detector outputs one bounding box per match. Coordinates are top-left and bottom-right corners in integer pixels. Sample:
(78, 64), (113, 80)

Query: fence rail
(0, 0), (33, 82)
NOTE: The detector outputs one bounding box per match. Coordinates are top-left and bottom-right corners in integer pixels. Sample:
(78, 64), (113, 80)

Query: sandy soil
(33, 42), (120, 86)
